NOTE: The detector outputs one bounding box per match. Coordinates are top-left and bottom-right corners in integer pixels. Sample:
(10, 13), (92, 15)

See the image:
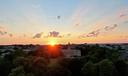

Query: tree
(98, 59), (117, 76)
(68, 58), (84, 76)
(47, 63), (71, 76)
(8, 66), (25, 76)
(81, 61), (97, 76)
(13, 56), (48, 76)
(0, 51), (14, 76)
(114, 59), (128, 76)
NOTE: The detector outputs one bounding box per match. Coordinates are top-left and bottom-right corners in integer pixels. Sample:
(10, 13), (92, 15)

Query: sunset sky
(0, 0), (128, 45)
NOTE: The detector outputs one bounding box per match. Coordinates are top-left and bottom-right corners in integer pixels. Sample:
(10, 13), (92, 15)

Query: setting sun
(48, 39), (57, 46)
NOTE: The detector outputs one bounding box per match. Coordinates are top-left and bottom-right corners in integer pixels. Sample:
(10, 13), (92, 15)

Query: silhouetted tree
(114, 59), (128, 76)
(98, 59), (117, 76)
(81, 61), (97, 76)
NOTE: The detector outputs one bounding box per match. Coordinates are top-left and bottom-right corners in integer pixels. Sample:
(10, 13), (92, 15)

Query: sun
(48, 39), (57, 46)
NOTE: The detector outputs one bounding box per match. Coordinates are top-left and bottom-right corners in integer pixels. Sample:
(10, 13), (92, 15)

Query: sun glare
(48, 39), (57, 46)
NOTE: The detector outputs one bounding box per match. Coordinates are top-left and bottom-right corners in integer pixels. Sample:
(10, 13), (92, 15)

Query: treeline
(0, 45), (128, 76)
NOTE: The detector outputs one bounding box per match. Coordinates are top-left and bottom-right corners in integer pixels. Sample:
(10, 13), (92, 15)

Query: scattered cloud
(119, 14), (127, 18)
(79, 24), (118, 38)
(0, 26), (8, 36)
(45, 31), (62, 38)
(104, 24), (118, 31)
(33, 31), (71, 39)
(75, 23), (80, 26)
(86, 29), (100, 37)
(0, 29), (14, 38)
(66, 33), (71, 37)
(57, 16), (61, 19)
(88, 9), (127, 35)
(118, 9), (128, 18)
(0, 31), (4, 35)
(4, 32), (7, 34)
(33, 32), (43, 39)
(79, 29), (100, 38)
(9, 34), (13, 37)
(23, 34), (26, 37)
(0, 31), (7, 35)
(0, 26), (14, 38)
(49, 31), (60, 37)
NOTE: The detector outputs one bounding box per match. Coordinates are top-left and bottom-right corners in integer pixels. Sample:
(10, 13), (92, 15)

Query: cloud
(67, 33), (71, 37)
(33, 32), (43, 39)
(49, 31), (59, 37)
(0, 31), (4, 35)
(0, 26), (8, 35)
(79, 29), (100, 38)
(86, 29), (100, 37)
(23, 34), (26, 37)
(119, 14), (127, 18)
(0, 25), (14, 38)
(75, 23), (80, 26)
(118, 9), (128, 18)
(4, 32), (7, 34)
(33, 31), (70, 39)
(45, 31), (62, 38)
(57, 16), (61, 19)
(0, 29), (13, 37)
(104, 24), (118, 31)
(79, 23), (118, 38)
(89, 9), (127, 33)
(9, 33), (13, 37)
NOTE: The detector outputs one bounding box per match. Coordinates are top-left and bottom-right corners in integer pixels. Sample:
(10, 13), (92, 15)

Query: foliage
(0, 45), (127, 76)
(98, 59), (117, 76)
(81, 61), (97, 76)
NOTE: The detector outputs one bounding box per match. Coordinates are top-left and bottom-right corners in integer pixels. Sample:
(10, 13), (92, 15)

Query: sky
(0, 0), (128, 45)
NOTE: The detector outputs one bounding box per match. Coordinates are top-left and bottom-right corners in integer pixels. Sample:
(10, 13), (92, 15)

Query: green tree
(8, 66), (25, 76)
(13, 56), (47, 76)
(98, 59), (117, 76)
(81, 61), (97, 76)
(47, 63), (71, 76)
(114, 59), (128, 76)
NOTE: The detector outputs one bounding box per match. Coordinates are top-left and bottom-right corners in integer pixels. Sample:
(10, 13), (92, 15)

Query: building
(61, 43), (81, 58)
